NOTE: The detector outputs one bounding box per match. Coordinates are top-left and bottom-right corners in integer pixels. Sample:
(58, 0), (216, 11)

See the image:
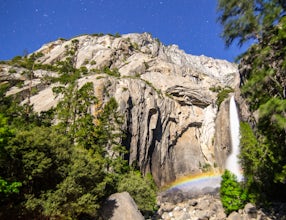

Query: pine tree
(217, 0), (286, 47)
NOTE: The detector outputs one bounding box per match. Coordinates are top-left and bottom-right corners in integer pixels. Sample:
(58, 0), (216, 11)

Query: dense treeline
(239, 16), (286, 202)
(0, 40), (157, 219)
(218, 0), (286, 213)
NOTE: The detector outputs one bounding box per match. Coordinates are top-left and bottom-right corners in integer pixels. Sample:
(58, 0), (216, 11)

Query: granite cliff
(0, 33), (239, 187)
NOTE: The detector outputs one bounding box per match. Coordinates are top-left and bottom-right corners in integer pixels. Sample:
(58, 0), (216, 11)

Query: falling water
(226, 96), (243, 182)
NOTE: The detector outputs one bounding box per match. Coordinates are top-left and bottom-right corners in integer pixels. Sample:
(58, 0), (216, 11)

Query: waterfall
(226, 96), (243, 181)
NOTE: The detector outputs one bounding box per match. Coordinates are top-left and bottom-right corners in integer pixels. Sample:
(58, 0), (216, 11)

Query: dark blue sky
(0, 0), (249, 62)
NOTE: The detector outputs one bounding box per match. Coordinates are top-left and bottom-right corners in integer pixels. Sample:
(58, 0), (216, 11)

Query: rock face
(214, 99), (231, 169)
(100, 192), (144, 220)
(0, 33), (239, 187)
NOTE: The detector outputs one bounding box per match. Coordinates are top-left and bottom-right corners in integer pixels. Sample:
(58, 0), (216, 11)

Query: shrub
(103, 66), (120, 77)
(216, 87), (234, 108)
(220, 170), (248, 215)
(8, 68), (17, 73)
(90, 60), (96, 65)
(117, 170), (157, 214)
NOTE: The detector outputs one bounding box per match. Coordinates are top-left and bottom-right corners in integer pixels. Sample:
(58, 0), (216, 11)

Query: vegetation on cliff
(218, 0), (286, 212)
(0, 41), (157, 219)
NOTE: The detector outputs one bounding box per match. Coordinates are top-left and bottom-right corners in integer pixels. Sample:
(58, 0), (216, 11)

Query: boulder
(100, 192), (144, 220)
(227, 212), (242, 220)
(243, 203), (257, 219)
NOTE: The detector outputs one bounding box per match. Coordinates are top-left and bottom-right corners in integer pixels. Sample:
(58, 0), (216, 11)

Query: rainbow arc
(162, 171), (222, 192)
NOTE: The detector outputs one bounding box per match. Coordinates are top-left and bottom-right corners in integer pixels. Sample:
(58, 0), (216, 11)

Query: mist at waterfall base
(164, 96), (243, 196)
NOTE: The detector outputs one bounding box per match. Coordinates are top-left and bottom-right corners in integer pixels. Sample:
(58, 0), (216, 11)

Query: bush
(220, 170), (248, 215)
(8, 68), (17, 73)
(117, 170), (157, 214)
(216, 87), (234, 108)
(103, 66), (120, 77)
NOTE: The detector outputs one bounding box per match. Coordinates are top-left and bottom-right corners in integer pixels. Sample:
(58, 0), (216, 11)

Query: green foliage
(7, 126), (69, 182)
(215, 87), (234, 108)
(30, 43), (128, 218)
(275, 165), (286, 184)
(209, 85), (222, 93)
(259, 98), (286, 130)
(58, 37), (67, 41)
(11, 55), (22, 64)
(155, 38), (161, 44)
(217, 0), (286, 47)
(0, 124), (71, 217)
(0, 114), (22, 205)
(54, 40), (82, 84)
(131, 42), (139, 50)
(114, 32), (121, 38)
(239, 122), (259, 175)
(26, 145), (111, 219)
(106, 33), (121, 38)
(236, 16), (286, 202)
(83, 59), (89, 65)
(0, 36), (160, 218)
(0, 177), (21, 194)
(103, 66), (120, 77)
(91, 33), (104, 37)
(141, 79), (162, 96)
(239, 122), (263, 202)
(118, 170), (157, 214)
(9, 52), (43, 69)
(220, 170), (248, 215)
(8, 68), (17, 73)
(144, 61), (149, 69)
(218, 1), (286, 203)
(0, 80), (128, 218)
(29, 95), (128, 219)
(34, 63), (59, 72)
(240, 104), (286, 202)
(200, 162), (211, 172)
(90, 60), (96, 65)
(0, 114), (14, 147)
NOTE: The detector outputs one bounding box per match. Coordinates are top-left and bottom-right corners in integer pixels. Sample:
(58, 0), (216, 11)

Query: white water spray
(226, 96), (243, 182)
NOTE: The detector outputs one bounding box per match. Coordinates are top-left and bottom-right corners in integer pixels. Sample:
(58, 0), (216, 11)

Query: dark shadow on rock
(99, 199), (118, 220)
(99, 192), (144, 220)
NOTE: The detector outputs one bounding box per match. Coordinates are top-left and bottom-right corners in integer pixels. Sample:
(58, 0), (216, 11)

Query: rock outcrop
(100, 192), (144, 220)
(214, 98), (231, 169)
(0, 33), (239, 187)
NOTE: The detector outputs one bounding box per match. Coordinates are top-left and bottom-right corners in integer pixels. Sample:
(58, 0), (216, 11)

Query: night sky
(0, 0), (249, 62)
